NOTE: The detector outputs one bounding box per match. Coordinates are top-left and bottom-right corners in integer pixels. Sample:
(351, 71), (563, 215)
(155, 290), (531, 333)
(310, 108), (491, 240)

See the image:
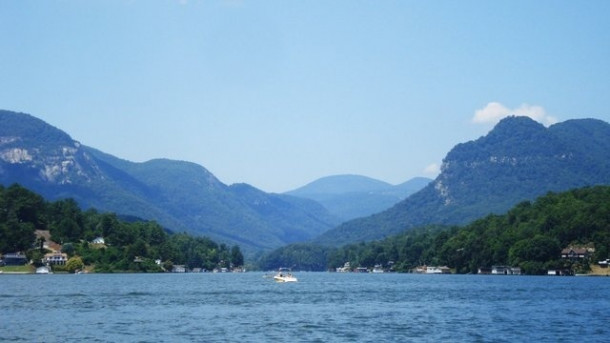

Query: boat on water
(35, 266), (52, 274)
(273, 268), (298, 282)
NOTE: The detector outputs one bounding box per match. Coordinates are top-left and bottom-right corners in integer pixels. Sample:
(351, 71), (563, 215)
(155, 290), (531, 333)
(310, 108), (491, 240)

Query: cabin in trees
(561, 246), (593, 260)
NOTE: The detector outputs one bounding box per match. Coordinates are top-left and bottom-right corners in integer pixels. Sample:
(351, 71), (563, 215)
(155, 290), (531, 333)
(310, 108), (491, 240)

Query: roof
(562, 247), (588, 254)
(3, 252), (27, 258)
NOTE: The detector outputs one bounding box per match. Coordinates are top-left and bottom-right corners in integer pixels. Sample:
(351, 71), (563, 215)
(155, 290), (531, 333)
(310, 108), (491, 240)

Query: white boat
(274, 273), (297, 282)
(273, 268), (297, 282)
(35, 266), (52, 274)
(372, 264), (384, 273)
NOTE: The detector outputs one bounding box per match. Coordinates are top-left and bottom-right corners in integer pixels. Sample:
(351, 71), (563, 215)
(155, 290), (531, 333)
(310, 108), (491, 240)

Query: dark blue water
(1, 272), (608, 342)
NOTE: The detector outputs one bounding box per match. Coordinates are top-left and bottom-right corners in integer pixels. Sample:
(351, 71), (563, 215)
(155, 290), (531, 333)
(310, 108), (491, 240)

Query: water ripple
(1, 273), (609, 342)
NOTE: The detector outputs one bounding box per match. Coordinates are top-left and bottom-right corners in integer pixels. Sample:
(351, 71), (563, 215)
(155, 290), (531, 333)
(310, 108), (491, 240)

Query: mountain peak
(0, 110), (100, 185)
(0, 110), (74, 147)
(490, 115), (546, 136)
(315, 117), (610, 246)
(445, 115), (553, 165)
(287, 174), (393, 196)
(0, 110), (339, 254)
(286, 175), (431, 221)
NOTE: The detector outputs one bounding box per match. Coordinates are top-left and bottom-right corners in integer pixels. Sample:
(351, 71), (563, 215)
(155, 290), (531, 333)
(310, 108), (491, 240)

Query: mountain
(0, 110), (340, 255)
(285, 175), (431, 221)
(314, 116), (610, 246)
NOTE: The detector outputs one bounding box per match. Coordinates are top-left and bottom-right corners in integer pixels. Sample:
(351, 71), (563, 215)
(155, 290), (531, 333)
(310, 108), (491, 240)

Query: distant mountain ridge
(314, 116), (610, 246)
(286, 175), (431, 221)
(0, 110), (340, 255)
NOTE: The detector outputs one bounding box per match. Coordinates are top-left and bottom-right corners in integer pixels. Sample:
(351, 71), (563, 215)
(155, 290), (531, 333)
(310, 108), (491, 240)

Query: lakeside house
(561, 246), (594, 260)
(491, 266), (521, 275)
(172, 265), (186, 273)
(336, 262), (351, 273)
(354, 267), (369, 273)
(2, 252), (28, 265)
(416, 266), (451, 274)
(44, 252), (68, 265)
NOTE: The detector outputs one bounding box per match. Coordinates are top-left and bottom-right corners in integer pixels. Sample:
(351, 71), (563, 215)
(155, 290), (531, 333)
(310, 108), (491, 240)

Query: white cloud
(472, 102), (558, 126)
(423, 163), (440, 176)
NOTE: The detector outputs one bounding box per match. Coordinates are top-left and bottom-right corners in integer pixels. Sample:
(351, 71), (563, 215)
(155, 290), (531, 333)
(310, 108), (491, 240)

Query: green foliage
(1, 110), (340, 257)
(258, 243), (334, 271)
(0, 110), (74, 148)
(316, 117), (610, 246)
(508, 235), (560, 266)
(66, 256), (84, 273)
(262, 186), (610, 274)
(0, 183), (244, 273)
(0, 184), (41, 252)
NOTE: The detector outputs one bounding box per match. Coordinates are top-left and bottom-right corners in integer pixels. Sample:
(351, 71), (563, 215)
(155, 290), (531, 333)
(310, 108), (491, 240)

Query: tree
(4, 184), (46, 227)
(127, 239), (148, 259)
(66, 256), (84, 273)
(509, 235), (561, 269)
(3, 218), (35, 252)
(62, 242), (75, 256)
(230, 245), (244, 267)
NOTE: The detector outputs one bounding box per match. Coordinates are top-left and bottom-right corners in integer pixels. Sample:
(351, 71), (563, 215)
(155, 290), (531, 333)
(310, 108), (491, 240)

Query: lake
(1, 272), (609, 342)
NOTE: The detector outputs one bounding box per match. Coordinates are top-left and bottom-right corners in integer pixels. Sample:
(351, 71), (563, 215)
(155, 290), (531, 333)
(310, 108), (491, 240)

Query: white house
(44, 252), (68, 265)
(491, 266), (521, 275)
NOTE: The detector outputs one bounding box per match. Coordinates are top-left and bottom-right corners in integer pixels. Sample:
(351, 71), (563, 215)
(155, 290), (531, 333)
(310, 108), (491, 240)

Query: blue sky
(1, 1), (609, 192)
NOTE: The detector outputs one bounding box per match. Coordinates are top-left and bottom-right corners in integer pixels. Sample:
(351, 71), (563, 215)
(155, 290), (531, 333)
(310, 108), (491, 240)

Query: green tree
(230, 245), (244, 267)
(509, 235), (561, 271)
(5, 184), (46, 227)
(127, 239), (148, 259)
(62, 242), (75, 256)
(2, 217), (35, 252)
(66, 256), (84, 273)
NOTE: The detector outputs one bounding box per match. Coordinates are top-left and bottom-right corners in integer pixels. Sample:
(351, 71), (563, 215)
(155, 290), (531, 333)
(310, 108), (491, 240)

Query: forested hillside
(0, 110), (339, 255)
(0, 184), (243, 272)
(315, 116), (610, 246)
(260, 186), (610, 275)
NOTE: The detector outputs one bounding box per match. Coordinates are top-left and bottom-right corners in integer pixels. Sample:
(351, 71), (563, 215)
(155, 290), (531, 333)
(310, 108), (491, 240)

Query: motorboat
(273, 268), (297, 282)
(372, 264), (384, 273)
(35, 266), (52, 274)
(274, 272), (297, 282)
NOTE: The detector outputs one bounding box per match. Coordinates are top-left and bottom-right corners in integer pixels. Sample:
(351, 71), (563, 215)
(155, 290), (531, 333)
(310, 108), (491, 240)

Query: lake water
(1, 272), (609, 342)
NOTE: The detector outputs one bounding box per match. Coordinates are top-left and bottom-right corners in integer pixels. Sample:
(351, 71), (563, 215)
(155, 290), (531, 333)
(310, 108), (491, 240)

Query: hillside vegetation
(315, 116), (610, 246)
(260, 186), (610, 275)
(0, 184), (243, 272)
(0, 110), (339, 255)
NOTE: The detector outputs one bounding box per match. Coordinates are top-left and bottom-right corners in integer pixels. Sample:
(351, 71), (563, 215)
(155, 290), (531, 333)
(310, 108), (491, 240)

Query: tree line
(0, 183), (243, 272)
(259, 186), (610, 275)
